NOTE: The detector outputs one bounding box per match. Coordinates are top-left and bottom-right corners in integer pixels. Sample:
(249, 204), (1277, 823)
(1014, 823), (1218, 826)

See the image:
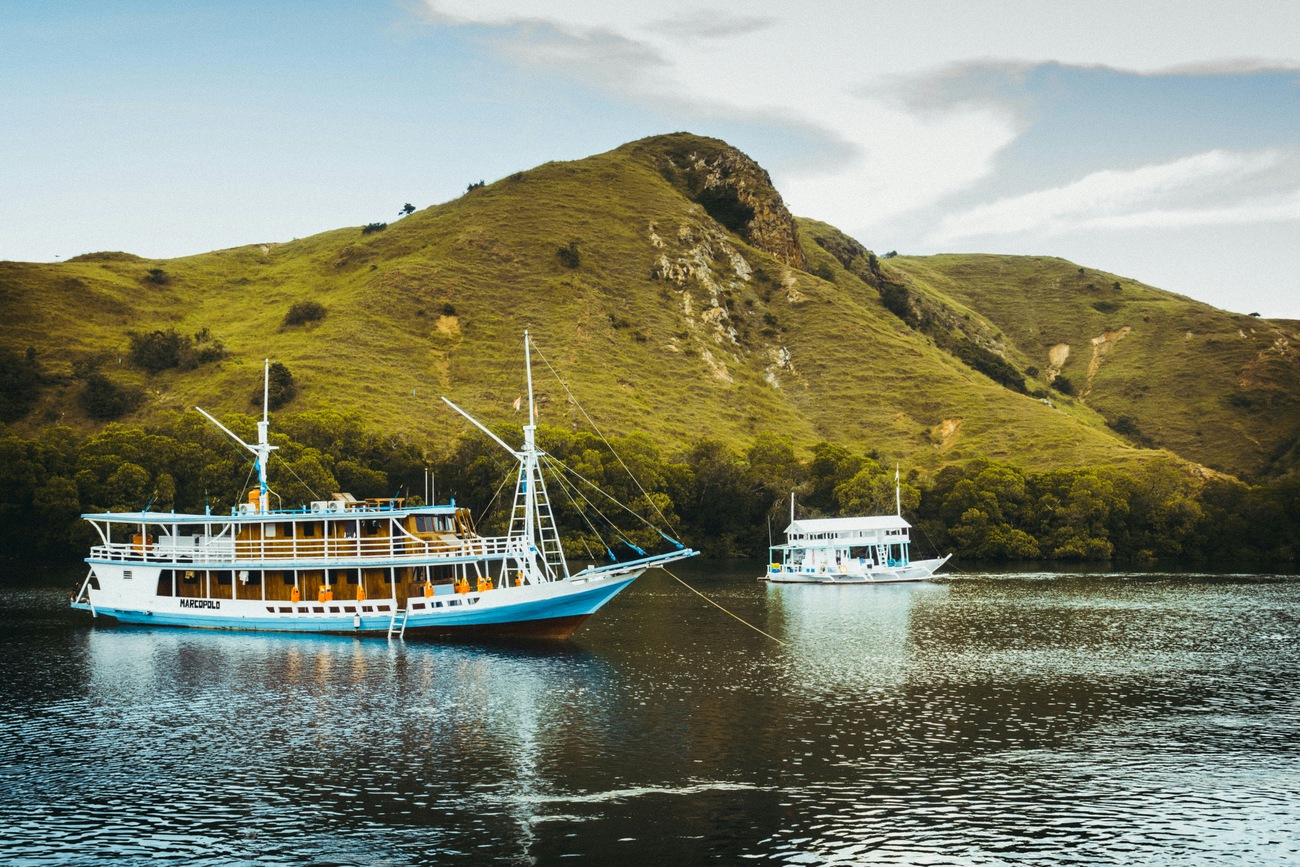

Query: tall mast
(521, 331), (537, 556)
(258, 359), (271, 512)
(195, 358), (277, 514)
(441, 332), (568, 580)
(895, 464), (902, 517)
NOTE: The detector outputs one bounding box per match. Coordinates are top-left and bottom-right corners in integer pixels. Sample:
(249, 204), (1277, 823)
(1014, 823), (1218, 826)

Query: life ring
(839, 564), (847, 574)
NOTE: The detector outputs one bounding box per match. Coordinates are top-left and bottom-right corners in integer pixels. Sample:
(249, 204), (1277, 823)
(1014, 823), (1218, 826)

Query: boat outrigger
(762, 483), (950, 585)
(71, 332), (697, 639)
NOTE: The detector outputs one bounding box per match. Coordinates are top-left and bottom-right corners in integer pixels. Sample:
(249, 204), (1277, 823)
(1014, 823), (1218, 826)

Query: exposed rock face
(626, 134), (807, 269)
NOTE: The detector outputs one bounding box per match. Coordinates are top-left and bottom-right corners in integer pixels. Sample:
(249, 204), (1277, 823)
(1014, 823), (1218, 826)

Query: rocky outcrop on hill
(624, 134), (807, 270)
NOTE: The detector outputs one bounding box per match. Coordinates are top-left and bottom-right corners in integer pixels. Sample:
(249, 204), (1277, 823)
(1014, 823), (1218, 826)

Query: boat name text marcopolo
(178, 599), (221, 610)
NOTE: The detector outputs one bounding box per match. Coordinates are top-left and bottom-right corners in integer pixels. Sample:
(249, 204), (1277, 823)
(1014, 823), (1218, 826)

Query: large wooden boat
(71, 333), (696, 638)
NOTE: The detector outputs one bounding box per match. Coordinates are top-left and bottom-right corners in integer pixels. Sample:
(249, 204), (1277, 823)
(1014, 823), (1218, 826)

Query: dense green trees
(0, 416), (1295, 565)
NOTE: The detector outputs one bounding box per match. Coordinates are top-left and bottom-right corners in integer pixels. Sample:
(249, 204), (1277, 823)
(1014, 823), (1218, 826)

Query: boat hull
(760, 555), (951, 585)
(73, 570), (641, 640)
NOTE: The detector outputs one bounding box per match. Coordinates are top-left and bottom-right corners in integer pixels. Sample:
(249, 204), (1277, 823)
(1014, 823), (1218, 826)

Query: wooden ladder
(387, 607), (408, 640)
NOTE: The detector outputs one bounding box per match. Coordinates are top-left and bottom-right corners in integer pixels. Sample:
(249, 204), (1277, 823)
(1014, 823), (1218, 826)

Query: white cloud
(930, 149), (1300, 241)
(420, 1), (1021, 225)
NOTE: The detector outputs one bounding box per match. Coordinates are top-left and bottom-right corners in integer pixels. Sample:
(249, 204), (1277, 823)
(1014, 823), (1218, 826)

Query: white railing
(88, 534), (529, 565)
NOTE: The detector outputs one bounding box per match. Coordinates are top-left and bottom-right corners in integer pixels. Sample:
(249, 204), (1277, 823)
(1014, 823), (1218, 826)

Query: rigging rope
(662, 567), (787, 646)
(531, 341), (680, 538)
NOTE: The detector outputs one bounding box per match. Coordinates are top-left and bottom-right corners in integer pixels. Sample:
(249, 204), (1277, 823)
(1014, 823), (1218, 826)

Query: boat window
(415, 515), (434, 533)
(312, 606), (325, 613)
(302, 523), (317, 537)
(277, 606), (292, 613)
(265, 524), (276, 538)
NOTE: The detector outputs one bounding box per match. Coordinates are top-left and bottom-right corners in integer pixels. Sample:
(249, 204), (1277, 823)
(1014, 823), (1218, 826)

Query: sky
(2, 1), (1298, 318)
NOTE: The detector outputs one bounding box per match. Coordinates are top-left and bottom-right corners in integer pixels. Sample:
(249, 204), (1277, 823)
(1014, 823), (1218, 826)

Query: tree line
(0, 414), (1296, 566)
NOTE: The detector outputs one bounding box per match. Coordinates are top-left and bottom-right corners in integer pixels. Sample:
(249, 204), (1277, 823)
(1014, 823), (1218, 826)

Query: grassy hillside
(885, 254), (1300, 478)
(2, 133), (1291, 482)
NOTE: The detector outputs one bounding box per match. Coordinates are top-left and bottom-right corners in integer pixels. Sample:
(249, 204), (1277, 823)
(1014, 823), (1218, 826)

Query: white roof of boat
(786, 515), (911, 534)
(81, 505), (457, 523)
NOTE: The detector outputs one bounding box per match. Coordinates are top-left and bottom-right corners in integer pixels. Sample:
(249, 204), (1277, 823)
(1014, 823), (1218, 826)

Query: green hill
(1, 133), (1296, 481)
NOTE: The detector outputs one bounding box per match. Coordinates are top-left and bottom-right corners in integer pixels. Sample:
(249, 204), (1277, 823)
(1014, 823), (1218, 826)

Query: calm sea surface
(1, 561), (1297, 865)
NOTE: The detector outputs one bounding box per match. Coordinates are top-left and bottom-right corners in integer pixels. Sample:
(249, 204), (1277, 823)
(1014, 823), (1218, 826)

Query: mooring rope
(662, 567), (787, 646)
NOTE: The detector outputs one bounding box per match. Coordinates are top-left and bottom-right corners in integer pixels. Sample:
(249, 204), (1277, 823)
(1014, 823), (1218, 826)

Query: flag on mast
(512, 396), (522, 412)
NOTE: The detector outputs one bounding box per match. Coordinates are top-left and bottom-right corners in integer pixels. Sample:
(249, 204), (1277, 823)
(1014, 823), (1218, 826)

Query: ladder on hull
(387, 607), (408, 640)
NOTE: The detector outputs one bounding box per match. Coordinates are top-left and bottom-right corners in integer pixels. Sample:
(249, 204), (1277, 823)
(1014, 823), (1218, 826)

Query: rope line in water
(663, 568), (787, 646)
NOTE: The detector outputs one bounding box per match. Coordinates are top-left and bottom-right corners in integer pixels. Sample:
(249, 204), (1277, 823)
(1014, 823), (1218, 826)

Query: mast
(895, 464), (901, 517)
(441, 332), (568, 581)
(521, 330), (537, 559)
(258, 359), (271, 513)
(196, 359), (277, 514)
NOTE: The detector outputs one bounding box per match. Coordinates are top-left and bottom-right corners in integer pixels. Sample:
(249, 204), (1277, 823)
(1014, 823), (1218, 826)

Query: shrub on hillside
(557, 240), (581, 269)
(878, 283), (913, 323)
(362, 222), (387, 235)
(954, 339), (1026, 393)
(695, 186), (754, 235)
(1053, 375), (1076, 396)
(283, 301), (326, 327)
(79, 373), (141, 420)
(0, 347), (43, 422)
(127, 328), (228, 374)
(143, 268), (171, 286)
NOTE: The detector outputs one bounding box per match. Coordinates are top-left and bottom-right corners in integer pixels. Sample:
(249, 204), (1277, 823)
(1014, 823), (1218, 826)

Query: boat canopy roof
(785, 515), (911, 536)
(81, 503), (459, 524)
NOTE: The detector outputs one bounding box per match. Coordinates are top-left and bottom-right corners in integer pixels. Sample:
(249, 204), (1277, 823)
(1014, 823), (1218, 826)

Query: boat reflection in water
(77, 625), (618, 862)
(765, 579), (948, 696)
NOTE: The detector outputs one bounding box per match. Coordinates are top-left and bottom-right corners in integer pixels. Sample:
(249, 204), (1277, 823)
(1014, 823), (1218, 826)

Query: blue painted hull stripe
(77, 576), (635, 634)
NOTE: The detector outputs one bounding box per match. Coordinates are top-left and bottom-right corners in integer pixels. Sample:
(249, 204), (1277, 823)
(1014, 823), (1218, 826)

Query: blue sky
(2, 1), (1298, 317)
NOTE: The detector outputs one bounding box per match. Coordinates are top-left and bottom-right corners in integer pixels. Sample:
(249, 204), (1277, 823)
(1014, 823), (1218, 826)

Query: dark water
(2, 562), (1298, 865)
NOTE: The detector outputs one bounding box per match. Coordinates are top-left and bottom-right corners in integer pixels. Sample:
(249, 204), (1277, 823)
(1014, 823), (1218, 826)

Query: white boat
(71, 333), (697, 639)
(761, 485), (950, 584)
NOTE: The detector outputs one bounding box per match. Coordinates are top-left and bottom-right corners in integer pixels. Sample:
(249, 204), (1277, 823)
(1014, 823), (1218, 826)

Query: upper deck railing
(87, 533), (529, 567)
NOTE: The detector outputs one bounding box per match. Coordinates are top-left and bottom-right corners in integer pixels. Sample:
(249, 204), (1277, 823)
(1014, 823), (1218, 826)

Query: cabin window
(363, 520), (381, 535)
(415, 515), (434, 533)
(265, 524), (277, 538)
(302, 523), (317, 537)
(216, 572), (232, 586)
